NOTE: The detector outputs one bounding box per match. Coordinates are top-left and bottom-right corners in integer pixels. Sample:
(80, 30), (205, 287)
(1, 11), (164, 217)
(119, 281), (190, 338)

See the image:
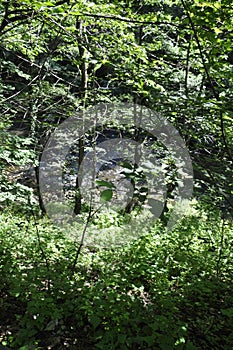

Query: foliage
(0, 0), (233, 349)
(0, 203), (233, 349)
(0, 0), (232, 215)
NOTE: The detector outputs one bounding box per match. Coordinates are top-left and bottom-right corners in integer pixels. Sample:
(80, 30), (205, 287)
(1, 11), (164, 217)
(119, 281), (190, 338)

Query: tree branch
(79, 12), (187, 29)
(0, 4), (33, 35)
(181, 0), (232, 161)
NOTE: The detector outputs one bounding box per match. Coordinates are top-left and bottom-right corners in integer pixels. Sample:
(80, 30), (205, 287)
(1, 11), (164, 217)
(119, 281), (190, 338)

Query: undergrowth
(0, 202), (233, 349)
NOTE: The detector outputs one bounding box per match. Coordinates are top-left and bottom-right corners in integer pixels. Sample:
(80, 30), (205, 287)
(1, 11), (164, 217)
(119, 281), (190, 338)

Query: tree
(0, 0), (232, 218)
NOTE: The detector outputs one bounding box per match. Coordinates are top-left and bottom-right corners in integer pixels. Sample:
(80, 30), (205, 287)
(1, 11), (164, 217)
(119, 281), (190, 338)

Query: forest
(0, 0), (233, 349)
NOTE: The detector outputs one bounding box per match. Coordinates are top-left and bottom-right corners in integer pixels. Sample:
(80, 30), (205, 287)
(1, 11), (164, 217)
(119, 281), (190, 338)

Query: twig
(28, 195), (51, 291)
(79, 12), (187, 29)
(70, 202), (103, 277)
(184, 35), (192, 99)
(216, 218), (225, 280)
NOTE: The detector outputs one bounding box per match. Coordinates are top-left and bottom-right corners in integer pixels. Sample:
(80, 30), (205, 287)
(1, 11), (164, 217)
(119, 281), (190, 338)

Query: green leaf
(221, 308), (233, 317)
(96, 180), (115, 188)
(89, 315), (101, 330)
(119, 161), (133, 169)
(100, 189), (113, 201)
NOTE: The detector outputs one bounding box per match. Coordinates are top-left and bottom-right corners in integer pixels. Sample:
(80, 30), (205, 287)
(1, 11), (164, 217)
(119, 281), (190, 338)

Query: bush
(0, 203), (233, 349)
